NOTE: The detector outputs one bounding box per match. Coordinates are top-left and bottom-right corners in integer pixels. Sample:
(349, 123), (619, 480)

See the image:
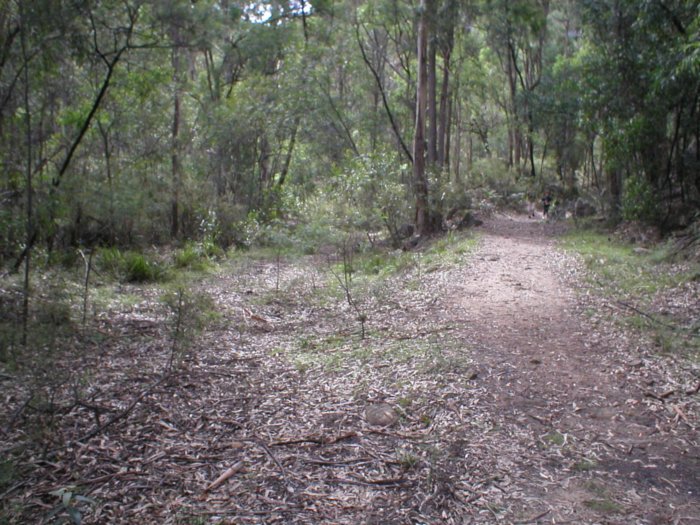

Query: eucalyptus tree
(573, 0), (699, 223)
(0, 0), (152, 341)
(482, 0), (550, 178)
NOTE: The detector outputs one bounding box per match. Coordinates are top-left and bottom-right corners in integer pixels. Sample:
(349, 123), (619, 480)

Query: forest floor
(2, 214), (699, 524)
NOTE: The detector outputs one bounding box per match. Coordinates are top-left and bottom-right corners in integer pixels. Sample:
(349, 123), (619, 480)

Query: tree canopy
(1, 0), (698, 261)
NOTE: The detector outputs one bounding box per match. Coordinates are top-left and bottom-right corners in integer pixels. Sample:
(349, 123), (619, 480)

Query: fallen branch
(76, 374), (169, 443)
(615, 300), (699, 337)
(249, 439), (287, 481)
(514, 509), (550, 524)
(672, 405), (690, 425)
(270, 431), (358, 447)
(644, 389), (675, 402)
(204, 461), (245, 493)
(338, 475), (409, 487)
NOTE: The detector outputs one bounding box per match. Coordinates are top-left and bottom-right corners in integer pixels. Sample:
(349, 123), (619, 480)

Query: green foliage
(562, 228), (699, 356)
(123, 253), (166, 283)
(573, 459), (598, 472)
(96, 248), (166, 283)
(561, 230), (684, 296)
(161, 284), (217, 369)
(334, 151), (412, 241)
(281, 196), (346, 254)
(174, 243), (205, 270)
(621, 176), (659, 224)
(174, 239), (222, 270)
(468, 158), (522, 206)
(397, 450), (420, 470)
(47, 487), (96, 525)
(95, 247), (124, 277)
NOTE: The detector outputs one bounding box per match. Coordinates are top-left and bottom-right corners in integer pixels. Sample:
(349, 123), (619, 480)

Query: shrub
(174, 243), (203, 269)
(622, 176), (660, 224)
(123, 252), (165, 283)
(96, 247), (125, 277)
(96, 247), (166, 282)
(174, 240), (221, 270)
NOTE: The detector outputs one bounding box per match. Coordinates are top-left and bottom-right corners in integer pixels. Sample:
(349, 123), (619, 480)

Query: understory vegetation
(1, 0), (700, 522)
(562, 227), (700, 357)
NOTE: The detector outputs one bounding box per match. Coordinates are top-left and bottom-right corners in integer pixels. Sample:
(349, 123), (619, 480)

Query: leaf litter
(1, 214), (698, 524)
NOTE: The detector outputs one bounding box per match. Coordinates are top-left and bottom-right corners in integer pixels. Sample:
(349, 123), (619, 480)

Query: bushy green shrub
(622, 176), (660, 224)
(174, 243), (204, 269)
(96, 247), (165, 282)
(174, 239), (223, 270)
(96, 247), (125, 277)
(123, 252), (165, 282)
(330, 150), (412, 243)
(467, 158), (524, 209)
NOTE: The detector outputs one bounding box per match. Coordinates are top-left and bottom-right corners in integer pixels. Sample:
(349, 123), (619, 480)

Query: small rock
(365, 403), (398, 427)
(530, 358), (542, 365)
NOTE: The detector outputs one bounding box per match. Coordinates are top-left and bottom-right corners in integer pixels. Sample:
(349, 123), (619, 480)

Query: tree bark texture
(413, 0), (430, 235)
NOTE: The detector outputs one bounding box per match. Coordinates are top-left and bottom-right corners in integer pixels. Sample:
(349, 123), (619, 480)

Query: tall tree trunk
(437, 42), (451, 167)
(454, 97), (462, 183)
(20, 6), (31, 345)
(445, 90), (452, 172)
(97, 120), (115, 244)
(439, 0), (456, 171)
(608, 169), (622, 221)
(276, 116), (300, 188)
(258, 134), (271, 206)
(414, 0), (430, 235)
(171, 42), (183, 239)
(506, 49), (518, 169)
(427, 38), (438, 165)
(527, 109), (536, 178)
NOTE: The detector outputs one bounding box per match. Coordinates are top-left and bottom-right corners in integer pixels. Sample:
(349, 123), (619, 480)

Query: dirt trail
(446, 214), (699, 524)
(4, 214), (698, 525)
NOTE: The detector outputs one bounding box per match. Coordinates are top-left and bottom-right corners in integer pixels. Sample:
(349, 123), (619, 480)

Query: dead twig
(339, 475), (409, 487)
(248, 439), (287, 481)
(76, 374), (169, 443)
(270, 431), (359, 447)
(615, 300), (699, 337)
(514, 509), (551, 524)
(4, 394), (33, 433)
(203, 461), (245, 493)
(300, 456), (371, 467)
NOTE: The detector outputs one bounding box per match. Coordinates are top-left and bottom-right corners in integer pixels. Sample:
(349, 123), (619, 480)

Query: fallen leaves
(1, 216), (698, 524)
